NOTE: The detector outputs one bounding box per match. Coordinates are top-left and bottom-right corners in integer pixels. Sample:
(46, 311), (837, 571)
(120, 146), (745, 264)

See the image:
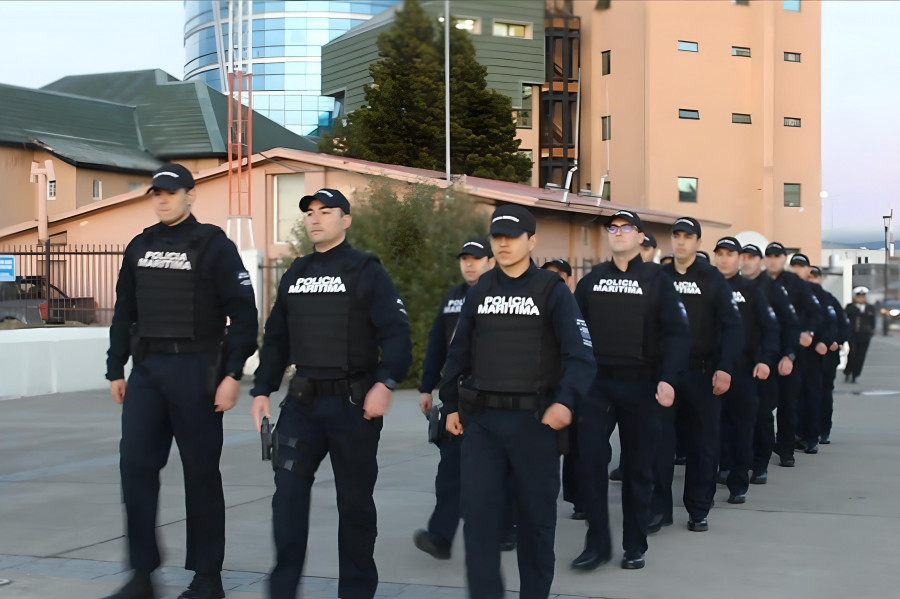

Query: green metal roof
(0, 69), (317, 173)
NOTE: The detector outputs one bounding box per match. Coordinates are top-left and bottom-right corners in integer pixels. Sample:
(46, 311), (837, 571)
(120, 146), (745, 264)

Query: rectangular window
(602, 115), (611, 140)
(679, 109), (700, 120)
(602, 181), (611, 202)
(732, 46), (751, 57)
(733, 0), (750, 4)
(783, 0), (800, 11)
(513, 109), (532, 128)
(784, 117), (802, 127)
(602, 50), (611, 75)
(275, 173), (306, 243)
(732, 113), (752, 124)
(493, 21), (530, 39)
(678, 177), (698, 203)
(784, 183), (801, 207)
(47, 180), (56, 200)
(127, 182), (142, 191)
(785, 52), (801, 62)
(677, 40), (699, 52)
(519, 149), (533, 162)
(92, 179), (102, 201)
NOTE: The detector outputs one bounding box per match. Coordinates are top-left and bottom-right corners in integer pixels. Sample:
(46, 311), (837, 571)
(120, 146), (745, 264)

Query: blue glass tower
(184, 1), (397, 136)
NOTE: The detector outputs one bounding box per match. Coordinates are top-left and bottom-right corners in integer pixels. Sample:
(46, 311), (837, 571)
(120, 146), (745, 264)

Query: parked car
(0, 276), (97, 326)
(881, 299), (900, 324)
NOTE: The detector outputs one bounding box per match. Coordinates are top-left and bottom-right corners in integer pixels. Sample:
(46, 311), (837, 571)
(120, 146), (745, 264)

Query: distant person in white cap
(844, 287), (875, 383)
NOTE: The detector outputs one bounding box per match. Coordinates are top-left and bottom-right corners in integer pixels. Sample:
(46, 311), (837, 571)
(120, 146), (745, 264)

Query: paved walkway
(2, 338), (900, 598)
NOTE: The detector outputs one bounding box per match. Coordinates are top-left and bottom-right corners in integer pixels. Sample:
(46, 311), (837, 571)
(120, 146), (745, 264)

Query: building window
(596, 0), (611, 8)
(602, 50), (611, 75)
(275, 173), (306, 243)
(679, 109), (700, 120)
(732, 113), (752, 124)
(127, 182), (142, 191)
(92, 179), (102, 201)
(784, 117), (802, 127)
(582, 226), (590, 246)
(47, 180), (56, 200)
(602, 115), (611, 140)
(602, 180), (611, 202)
(785, 52), (802, 62)
(519, 149), (533, 162)
(732, 46), (751, 57)
(493, 21), (531, 39)
(784, 183), (801, 207)
(678, 177), (698, 203)
(677, 40), (699, 52)
(733, 0), (750, 5)
(513, 109), (533, 128)
(783, 0), (800, 11)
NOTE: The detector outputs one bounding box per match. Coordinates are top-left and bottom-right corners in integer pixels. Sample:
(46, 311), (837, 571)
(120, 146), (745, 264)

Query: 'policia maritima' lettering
(477, 295), (541, 316)
(137, 251), (192, 270)
(593, 279), (644, 295)
(288, 276), (347, 294)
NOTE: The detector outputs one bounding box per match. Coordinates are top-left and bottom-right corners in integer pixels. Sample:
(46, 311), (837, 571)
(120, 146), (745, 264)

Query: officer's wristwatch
(226, 370), (243, 381)
(380, 378), (399, 390)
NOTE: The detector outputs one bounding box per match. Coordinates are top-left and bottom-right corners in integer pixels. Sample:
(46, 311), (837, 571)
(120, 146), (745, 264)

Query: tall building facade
(183, 0), (398, 136)
(548, 0), (822, 257)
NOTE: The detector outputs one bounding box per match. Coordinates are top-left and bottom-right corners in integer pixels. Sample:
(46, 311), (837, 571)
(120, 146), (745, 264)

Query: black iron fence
(0, 244), (125, 326)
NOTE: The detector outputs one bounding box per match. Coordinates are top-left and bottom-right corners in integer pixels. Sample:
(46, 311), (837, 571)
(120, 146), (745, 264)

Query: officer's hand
(799, 331), (813, 347)
(815, 342), (828, 355)
(214, 376), (241, 412)
(712, 370), (732, 395)
(419, 392), (433, 416)
(778, 356), (794, 377)
(656, 381), (675, 407)
(753, 363), (771, 380)
(251, 395), (271, 433)
(830, 342), (839, 352)
(110, 379), (127, 404)
(541, 403), (572, 430)
(363, 382), (392, 420)
(445, 412), (464, 436)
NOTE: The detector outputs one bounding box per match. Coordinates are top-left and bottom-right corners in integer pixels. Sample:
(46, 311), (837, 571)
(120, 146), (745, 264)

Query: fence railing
(0, 244), (125, 326)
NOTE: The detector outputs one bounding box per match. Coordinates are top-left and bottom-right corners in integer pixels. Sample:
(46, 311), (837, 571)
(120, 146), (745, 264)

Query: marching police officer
(738, 244), (800, 484)
(250, 188), (412, 599)
(541, 257), (573, 284)
(415, 236), (509, 559)
(104, 163), (259, 599)
(440, 204), (595, 599)
(572, 210), (690, 570)
(640, 230), (658, 263)
(808, 266), (849, 445)
(652, 217), (742, 533)
(788, 254), (837, 455)
(763, 243), (821, 467)
(712, 237), (779, 504)
(845, 287), (876, 383)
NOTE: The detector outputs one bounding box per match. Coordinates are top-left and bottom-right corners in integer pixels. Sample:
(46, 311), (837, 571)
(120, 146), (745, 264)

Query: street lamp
(883, 212), (893, 335)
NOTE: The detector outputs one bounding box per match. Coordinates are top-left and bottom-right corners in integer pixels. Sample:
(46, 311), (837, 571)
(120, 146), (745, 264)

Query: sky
(0, 0), (897, 245)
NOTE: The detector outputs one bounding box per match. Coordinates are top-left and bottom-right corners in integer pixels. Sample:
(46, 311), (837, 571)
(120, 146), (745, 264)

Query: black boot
(178, 573), (225, 599)
(102, 571), (156, 599)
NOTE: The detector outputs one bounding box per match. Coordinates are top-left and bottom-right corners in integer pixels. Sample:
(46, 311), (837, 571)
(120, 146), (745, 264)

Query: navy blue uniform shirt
(727, 274), (780, 366)
(440, 263), (595, 413)
(775, 270), (822, 335)
(106, 214), (259, 381)
(251, 240), (411, 397)
(809, 282), (839, 346)
(419, 281), (469, 393)
(751, 274), (801, 360)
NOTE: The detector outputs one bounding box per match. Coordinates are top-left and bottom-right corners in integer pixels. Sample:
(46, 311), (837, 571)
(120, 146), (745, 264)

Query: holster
(287, 375), (314, 406)
(458, 378), (484, 417)
(129, 334), (148, 365)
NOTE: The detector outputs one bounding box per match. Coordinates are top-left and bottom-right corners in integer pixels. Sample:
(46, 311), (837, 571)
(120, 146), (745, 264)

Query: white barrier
(0, 327), (124, 400)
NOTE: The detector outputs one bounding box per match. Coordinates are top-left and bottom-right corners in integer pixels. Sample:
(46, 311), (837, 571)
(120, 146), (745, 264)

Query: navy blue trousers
(718, 367), (758, 496)
(577, 377), (662, 556)
(120, 352), (225, 574)
(269, 395), (382, 599)
(753, 374), (779, 473)
(776, 367), (801, 460)
(798, 349), (824, 446)
(821, 351), (839, 437)
(461, 409), (560, 599)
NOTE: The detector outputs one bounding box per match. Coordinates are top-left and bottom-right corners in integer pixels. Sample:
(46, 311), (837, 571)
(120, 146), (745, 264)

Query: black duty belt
(595, 364), (658, 382)
(312, 378), (352, 397)
(143, 339), (221, 354)
(480, 394), (541, 411)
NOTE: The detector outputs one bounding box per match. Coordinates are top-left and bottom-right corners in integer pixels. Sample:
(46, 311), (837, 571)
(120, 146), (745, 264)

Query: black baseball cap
(714, 236), (742, 253)
(490, 204), (536, 237)
(765, 242), (786, 256)
(741, 244), (763, 258)
(541, 258), (572, 276)
(696, 250), (710, 261)
(790, 253), (811, 267)
(672, 216), (702, 237)
(299, 188), (351, 213)
(810, 266), (823, 277)
(148, 163), (194, 192)
(457, 236), (492, 259)
(641, 230), (658, 248)
(607, 209), (644, 232)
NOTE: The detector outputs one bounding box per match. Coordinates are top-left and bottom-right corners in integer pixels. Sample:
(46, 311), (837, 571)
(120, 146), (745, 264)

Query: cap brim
(672, 223), (699, 235)
(147, 179), (190, 193)
(458, 250), (489, 259)
(490, 224), (530, 237)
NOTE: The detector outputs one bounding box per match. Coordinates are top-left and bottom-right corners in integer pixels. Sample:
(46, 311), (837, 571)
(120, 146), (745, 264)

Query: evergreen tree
(320, 0), (532, 183)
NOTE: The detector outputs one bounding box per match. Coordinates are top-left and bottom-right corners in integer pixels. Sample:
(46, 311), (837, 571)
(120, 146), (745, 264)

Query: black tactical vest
(729, 275), (761, 363)
(585, 260), (656, 362)
(669, 262), (717, 357)
(470, 268), (560, 394)
(441, 282), (468, 348)
(284, 250), (379, 374)
(134, 223), (224, 340)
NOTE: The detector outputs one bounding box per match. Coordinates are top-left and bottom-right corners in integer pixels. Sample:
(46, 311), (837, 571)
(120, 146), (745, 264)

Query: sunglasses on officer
(606, 224), (640, 234)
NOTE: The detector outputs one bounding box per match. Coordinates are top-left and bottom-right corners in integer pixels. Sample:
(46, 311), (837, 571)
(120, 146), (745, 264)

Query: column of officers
(103, 167), (859, 599)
